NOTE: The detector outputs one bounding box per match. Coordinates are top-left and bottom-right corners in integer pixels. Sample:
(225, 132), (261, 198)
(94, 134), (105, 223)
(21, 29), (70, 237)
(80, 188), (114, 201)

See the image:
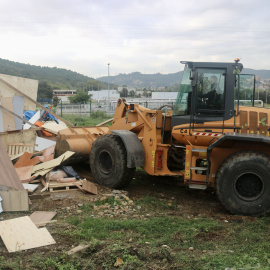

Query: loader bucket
(55, 126), (110, 163)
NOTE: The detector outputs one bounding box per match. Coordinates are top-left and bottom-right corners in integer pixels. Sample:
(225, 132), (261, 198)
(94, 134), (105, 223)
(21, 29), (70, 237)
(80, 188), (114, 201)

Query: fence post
(79, 103), (81, 125)
(90, 98), (92, 116)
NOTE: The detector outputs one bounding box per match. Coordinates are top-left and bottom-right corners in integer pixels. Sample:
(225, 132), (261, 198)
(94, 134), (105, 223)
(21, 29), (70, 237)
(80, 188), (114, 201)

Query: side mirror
(189, 69), (198, 86)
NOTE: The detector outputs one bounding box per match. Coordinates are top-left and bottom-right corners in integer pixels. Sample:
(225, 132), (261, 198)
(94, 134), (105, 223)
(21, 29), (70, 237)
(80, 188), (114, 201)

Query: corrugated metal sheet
(0, 139), (24, 190)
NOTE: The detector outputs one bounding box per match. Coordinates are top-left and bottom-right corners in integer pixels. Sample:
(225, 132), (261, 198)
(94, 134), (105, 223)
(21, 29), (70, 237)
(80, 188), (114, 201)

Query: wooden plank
(0, 100), (4, 132)
(42, 121), (68, 134)
(22, 183), (39, 192)
(32, 151), (75, 174)
(15, 165), (33, 182)
(0, 138), (24, 190)
(82, 180), (98, 195)
(0, 190), (29, 211)
(67, 244), (90, 255)
(49, 185), (81, 192)
(29, 211), (57, 227)
(43, 179), (83, 193)
(0, 129), (37, 151)
(0, 77), (73, 127)
(96, 118), (113, 127)
(0, 216), (55, 252)
(14, 152), (41, 168)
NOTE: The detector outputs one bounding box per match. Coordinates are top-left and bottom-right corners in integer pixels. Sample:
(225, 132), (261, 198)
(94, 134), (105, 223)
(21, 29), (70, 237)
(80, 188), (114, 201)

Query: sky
(0, 0), (270, 79)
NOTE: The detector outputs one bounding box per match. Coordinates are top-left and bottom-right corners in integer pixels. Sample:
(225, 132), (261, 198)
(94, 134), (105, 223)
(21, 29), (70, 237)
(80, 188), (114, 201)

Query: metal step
(189, 184), (207, 190)
(190, 166), (207, 171)
(192, 148), (207, 153)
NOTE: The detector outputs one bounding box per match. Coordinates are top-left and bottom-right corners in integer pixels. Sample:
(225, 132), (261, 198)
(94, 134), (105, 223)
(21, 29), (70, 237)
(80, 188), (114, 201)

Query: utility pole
(108, 63), (110, 110)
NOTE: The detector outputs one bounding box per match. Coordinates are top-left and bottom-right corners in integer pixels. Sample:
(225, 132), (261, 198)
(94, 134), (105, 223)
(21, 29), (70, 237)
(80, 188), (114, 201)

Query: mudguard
(111, 130), (145, 168)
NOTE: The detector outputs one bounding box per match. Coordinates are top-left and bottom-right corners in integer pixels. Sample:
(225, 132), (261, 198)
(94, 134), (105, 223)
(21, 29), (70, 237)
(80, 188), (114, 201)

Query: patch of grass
(135, 195), (177, 210)
(59, 215), (270, 269)
(64, 216), (221, 247)
(32, 253), (83, 270)
(62, 113), (111, 126)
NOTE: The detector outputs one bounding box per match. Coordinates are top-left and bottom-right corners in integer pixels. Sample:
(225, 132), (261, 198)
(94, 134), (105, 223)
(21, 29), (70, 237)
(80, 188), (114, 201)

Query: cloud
(0, 0), (270, 78)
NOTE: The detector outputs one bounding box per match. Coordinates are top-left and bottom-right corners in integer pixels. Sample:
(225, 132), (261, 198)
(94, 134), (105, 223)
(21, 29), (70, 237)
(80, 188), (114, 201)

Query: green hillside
(0, 58), (94, 89)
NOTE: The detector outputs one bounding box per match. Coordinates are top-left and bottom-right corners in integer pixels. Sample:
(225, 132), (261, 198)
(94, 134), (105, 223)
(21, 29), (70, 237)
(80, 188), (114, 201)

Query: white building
(53, 89), (76, 103)
(151, 92), (178, 100)
(88, 90), (120, 101)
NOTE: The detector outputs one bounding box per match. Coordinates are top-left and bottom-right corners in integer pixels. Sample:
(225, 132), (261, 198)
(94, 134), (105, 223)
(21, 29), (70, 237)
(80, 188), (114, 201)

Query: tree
(52, 96), (60, 107)
(129, 90), (135, 98)
(68, 90), (90, 104)
(120, 87), (128, 98)
(38, 81), (53, 99)
(84, 80), (101, 91)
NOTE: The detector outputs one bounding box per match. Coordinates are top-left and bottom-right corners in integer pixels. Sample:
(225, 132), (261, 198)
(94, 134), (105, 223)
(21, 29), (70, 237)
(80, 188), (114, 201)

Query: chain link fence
(55, 99), (176, 117)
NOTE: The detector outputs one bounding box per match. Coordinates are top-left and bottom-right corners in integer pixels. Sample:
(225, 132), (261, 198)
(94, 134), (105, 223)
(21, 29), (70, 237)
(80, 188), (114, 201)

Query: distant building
(53, 89), (76, 103)
(88, 90), (120, 101)
(117, 86), (136, 93)
(152, 92), (178, 100)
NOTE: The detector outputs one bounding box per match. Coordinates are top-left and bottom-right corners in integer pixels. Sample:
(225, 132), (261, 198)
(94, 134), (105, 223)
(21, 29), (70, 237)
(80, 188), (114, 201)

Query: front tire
(90, 134), (135, 188)
(216, 151), (270, 216)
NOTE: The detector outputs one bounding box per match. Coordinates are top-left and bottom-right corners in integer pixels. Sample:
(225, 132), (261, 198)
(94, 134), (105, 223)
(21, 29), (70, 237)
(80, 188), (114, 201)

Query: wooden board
(0, 73), (38, 111)
(82, 180), (98, 195)
(0, 129), (36, 151)
(8, 144), (35, 158)
(15, 165), (33, 182)
(0, 190), (29, 211)
(22, 183), (39, 192)
(32, 151), (75, 175)
(0, 101), (4, 132)
(0, 216), (55, 252)
(42, 121), (68, 134)
(14, 152), (41, 168)
(29, 211), (57, 227)
(0, 138), (24, 190)
(42, 179), (83, 193)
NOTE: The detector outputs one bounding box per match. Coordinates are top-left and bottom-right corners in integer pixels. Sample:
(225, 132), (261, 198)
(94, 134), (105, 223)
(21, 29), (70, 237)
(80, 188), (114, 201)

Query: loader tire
(216, 151), (270, 216)
(90, 134), (135, 188)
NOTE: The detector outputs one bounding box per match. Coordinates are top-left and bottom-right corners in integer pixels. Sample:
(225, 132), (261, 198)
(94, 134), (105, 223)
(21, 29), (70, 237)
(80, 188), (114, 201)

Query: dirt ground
(0, 162), (256, 269)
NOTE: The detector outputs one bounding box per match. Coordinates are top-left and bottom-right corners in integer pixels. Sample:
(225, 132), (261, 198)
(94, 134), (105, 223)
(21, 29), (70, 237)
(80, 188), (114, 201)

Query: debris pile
(0, 73), (98, 253)
(90, 190), (143, 218)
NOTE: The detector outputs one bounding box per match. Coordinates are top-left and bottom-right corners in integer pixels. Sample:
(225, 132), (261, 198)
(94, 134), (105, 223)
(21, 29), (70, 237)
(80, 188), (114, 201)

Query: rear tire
(90, 134), (135, 188)
(216, 151), (270, 216)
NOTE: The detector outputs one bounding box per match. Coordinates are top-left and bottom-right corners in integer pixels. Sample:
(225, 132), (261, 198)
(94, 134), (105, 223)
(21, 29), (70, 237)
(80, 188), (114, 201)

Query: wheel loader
(55, 59), (270, 216)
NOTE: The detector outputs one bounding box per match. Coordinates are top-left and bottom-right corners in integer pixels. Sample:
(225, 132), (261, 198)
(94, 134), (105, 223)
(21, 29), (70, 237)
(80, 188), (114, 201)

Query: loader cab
(171, 61), (254, 128)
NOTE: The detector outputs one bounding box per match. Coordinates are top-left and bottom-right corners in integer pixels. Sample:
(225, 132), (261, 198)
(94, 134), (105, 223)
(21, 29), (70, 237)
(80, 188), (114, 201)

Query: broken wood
(66, 244), (90, 255)
(82, 179), (98, 195)
(32, 151), (75, 175)
(29, 211), (57, 227)
(0, 189), (29, 211)
(42, 179), (83, 193)
(22, 183), (39, 192)
(0, 138), (24, 190)
(0, 216), (55, 252)
(15, 165), (33, 182)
